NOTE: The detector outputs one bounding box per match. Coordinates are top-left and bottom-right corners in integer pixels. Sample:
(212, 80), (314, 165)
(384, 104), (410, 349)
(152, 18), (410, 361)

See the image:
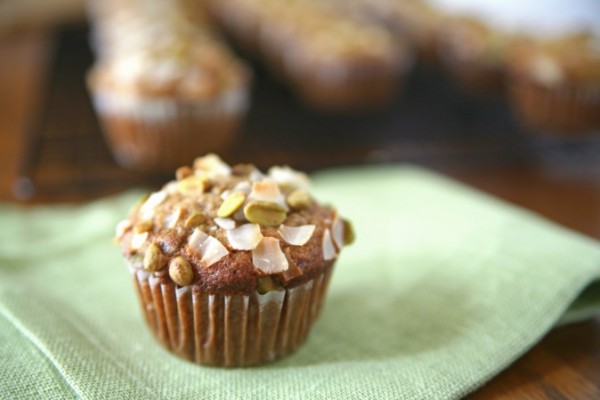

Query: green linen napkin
(1, 166), (599, 400)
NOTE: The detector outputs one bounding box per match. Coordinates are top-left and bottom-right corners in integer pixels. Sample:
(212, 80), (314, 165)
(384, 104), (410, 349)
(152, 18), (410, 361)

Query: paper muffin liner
(508, 74), (600, 134)
(130, 266), (333, 367)
(91, 87), (249, 171)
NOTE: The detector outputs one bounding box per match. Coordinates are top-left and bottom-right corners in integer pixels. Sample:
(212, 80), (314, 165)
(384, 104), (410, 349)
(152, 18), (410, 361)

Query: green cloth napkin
(1, 166), (599, 400)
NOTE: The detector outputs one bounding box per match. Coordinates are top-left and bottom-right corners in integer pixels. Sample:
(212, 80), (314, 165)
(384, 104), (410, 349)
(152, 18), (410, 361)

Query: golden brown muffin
(207, 0), (413, 111)
(325, 0), (442, 64)
(507, 33), (600, 133)
(437, 17), (514, 93)
(86, 0), (251, 171)
(115, 154), (354, 366)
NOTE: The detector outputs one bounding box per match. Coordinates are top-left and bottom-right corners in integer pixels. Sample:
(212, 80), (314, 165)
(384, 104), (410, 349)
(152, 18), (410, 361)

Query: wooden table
(1, 27), (599, 399)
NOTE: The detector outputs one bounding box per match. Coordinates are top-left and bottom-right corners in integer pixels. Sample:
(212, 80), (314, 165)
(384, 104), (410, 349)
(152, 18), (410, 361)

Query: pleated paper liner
(508, 74), (600, 134)
(130, 266), (333, 367)
(91, 88), (249, 172)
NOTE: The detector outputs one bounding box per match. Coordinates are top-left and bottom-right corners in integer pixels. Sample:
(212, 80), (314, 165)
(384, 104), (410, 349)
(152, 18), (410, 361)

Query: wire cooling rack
(14, 25), (600, 201)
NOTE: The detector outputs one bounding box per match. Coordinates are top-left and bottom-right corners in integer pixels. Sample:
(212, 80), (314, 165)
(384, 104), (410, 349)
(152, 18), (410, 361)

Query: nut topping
(117, 156), (353, 288)
(244, 200), (287, 226)
(169, 256), (194, 286)
(144, 243), (166, 271)
(217, 191), (246, 218)
(286, 189), (312, 210)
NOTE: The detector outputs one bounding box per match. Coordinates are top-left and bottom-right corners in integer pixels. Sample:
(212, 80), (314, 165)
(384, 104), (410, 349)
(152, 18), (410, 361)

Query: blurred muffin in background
(437, 17), (513, 94)
(324, 0), (442, 65)
(508, 33), (600, 134)
(86, 0), (251, 172)
(429, 0), (600, 103)
(207, 0), (413, 112)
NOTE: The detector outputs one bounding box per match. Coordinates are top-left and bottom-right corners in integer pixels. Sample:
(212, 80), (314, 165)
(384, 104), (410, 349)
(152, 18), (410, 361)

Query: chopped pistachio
(169, 256), (194, 286)
(286, 189), (312, 210)
(134, 220), (154, 234)
(343, 219), (355, 245)
(256, 276), (277, 294)
(184, 212), (206, 229)
(217, 191), (246, 218)
(175, 166), (193, 181)
(143, 243), (166, 272)
(178, 176), (205, 194)
(244, 201), (287, 227)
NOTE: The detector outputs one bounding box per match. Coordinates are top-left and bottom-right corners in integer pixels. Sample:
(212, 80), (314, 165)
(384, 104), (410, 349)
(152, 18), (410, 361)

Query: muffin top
(242, 0), (410, 72)
(116, 155), (354, 295)
(510, 33), (600, 86)
(89, 40), (250, 99)
(87, 0), (249, 99)
(439, 17), (516, 66)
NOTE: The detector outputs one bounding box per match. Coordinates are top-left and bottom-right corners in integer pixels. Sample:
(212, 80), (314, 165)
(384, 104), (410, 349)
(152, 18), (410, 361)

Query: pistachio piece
(256, 276), (277, 294)
(184, 212), (206, 229)
(343, 219), (355, 245)
(134, 220), (154, 234)
(178, 176), (205, 194)
(143, 243), (166, 272)
(217, 191), (246, 218)
(244, 201), (287, 227)
(175, 166), (193, 180)
(286, 189), (312, 210)
(169, 256), (194, 286)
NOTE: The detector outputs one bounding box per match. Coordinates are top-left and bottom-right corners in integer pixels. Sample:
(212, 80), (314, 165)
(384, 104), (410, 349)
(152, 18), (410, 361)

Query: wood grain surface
(0, 27), (599, 399)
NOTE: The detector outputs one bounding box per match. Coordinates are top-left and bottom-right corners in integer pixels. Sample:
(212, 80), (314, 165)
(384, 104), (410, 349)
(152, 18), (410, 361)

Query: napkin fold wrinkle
(1, 166), (599, 400)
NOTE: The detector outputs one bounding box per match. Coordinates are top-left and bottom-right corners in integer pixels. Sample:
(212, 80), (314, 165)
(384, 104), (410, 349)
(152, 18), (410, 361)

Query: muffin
(114, 154), (354, 367)
(325, 0), (443, 65)
(429, 0), (600, 99)
(437, 17), (512, 94)
(86, 0), (251, 171)
(507, 33), (600, 133)
(207, 0), (413, 111)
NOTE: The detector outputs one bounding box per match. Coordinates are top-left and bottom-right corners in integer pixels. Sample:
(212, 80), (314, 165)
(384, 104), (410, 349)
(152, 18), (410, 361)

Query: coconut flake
(164, 181), (179, 195)
(188, 228), (208, 249)
(322, 229), (337, 261)
(268, 166), (310, 189)
(200, 236), (229, 267)
(165, 207), (183, 228)
(252, 237), (289, 273)
(193, 154), (231, 177)
(278, 224), (315, 246)
(140, 191), (167, 220)
(131, 231), (148, 250)
(249, 169), (265, 182)
(220, 189), (232, 200)
(187, 228), (229, 267)
(233, 181), (252, 193)
(214, 217), (236, 230)
(115, 219), (132, 239)
(331, 217), (345, 249)
(227, 224), (263, 250)
(249, 179), (286, 207)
